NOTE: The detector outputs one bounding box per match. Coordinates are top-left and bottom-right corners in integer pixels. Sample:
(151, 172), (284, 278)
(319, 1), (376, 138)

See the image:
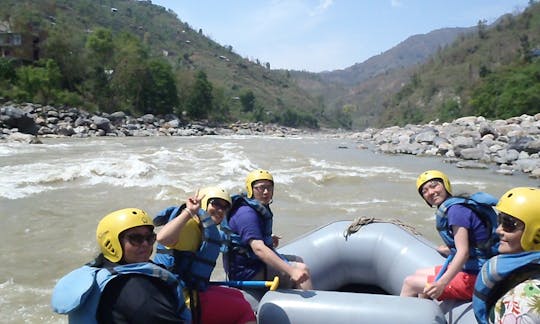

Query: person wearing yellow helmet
(473, 187), (540, 324)
(401, 170), (499, 302)
(52, 208), (190, 323)
(221, 169), (312, 290)
(154, 187), (256, 324)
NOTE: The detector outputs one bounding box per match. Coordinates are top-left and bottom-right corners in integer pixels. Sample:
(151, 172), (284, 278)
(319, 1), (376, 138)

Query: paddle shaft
(210, 276), (279, 290)
(435, 254), (454, 282)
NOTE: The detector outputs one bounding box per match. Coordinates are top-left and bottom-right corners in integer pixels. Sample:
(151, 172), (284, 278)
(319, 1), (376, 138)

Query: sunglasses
(209, 198), (230, 211)
(498, 213), (523, 233)
(253, 184), (274, 193)
(125, 233), (157, 246)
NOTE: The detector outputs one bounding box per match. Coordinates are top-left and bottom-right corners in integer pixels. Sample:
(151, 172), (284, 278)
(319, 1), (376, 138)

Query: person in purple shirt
(400, 170), (493, 301)
(223, 169), (312, 290)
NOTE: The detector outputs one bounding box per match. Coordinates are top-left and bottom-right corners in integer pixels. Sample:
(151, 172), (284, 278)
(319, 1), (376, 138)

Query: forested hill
(379, 2), (540, 127)
(1, 0), (538, 131)
(0, 0), (321, 128)
(296, 1), (540, 129)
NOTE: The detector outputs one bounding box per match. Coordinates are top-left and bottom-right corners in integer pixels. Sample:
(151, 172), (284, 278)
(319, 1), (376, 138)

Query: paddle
(210, 275), (280, 291)
(435, 254), (454, 282)
(424, 253), (454, 296)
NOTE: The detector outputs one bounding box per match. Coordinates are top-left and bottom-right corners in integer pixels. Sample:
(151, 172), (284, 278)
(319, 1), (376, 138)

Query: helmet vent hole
(533, 232), (540, 245)
(104, 239), (114, 252)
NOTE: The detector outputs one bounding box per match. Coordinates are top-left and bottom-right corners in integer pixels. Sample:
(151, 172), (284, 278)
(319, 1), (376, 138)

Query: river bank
(344, 114), (540, 179)
(1, 103), (539, 178)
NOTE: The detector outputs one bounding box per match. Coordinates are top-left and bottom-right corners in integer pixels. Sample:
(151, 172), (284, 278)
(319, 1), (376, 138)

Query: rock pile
(348, 115), (540, 178)
(1, 103), (539, 178)
(0, 103), (305, 139)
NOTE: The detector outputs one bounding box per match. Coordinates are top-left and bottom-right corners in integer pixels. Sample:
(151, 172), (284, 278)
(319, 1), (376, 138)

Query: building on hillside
(0, 21), (42, 62)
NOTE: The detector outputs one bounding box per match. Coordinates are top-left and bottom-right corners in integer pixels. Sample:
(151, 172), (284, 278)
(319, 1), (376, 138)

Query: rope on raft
(343, 216), (422, 240)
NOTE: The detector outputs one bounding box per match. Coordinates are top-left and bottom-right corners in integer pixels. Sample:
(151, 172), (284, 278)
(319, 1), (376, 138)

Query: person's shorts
(428, 265), (477, 301)
(198, 285), (256, 324)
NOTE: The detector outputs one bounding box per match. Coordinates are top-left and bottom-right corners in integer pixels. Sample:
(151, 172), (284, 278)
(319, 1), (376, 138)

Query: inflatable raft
(255, 219), (476, 324)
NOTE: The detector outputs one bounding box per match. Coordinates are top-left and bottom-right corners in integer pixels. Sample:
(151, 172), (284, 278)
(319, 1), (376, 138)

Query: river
(1, 135), (538, 323)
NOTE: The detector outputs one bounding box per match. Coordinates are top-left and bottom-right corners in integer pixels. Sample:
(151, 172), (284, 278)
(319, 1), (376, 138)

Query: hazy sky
(150, 0), (531, 72)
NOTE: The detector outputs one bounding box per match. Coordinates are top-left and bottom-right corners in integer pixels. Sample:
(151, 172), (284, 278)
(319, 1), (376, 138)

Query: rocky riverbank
(0, 102), (309, 139)
(345, 114), (540, 179)
(1, 103), (539, 178)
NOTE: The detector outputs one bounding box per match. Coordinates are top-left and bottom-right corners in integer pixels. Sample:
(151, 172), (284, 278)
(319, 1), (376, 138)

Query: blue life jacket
(220, 193), (274, 259)
(435, 192), (499, 273)
(51, 262), (191, 324)
(153, 205), (222, 291)
(473, 252), (540, 324)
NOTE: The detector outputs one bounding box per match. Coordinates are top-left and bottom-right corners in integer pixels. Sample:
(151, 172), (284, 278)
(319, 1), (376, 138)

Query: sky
(150, 0), (531, 72)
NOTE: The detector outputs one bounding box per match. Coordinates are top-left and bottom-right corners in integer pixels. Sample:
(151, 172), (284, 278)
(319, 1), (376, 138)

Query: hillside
(291, 3), (540, 129)
(0, 0), (322, 128)
(380, 3), (540, 126)
(321, 27), (474, 86)
(1, 0), (538, 131)
(290, 27), (473, 128)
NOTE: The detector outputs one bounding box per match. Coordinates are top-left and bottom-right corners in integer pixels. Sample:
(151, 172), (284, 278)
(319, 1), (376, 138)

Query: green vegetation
(380, 2), (540, 126)
(0, 0), (539, 130)
(471, 61), (540, 118)
(0, 0), (320, 128)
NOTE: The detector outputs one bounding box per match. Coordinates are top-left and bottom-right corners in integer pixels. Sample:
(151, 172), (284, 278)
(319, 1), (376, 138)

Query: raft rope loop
(343, 216), (422, 240)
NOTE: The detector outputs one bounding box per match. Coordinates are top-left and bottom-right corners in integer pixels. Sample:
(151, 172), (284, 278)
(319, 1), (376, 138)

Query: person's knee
(298, 262), (310, 272)
(402, 274), (413, 287)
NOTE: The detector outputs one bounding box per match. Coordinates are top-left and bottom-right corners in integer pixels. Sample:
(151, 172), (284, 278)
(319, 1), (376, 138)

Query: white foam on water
(0, 278), (63, 323)
(0, 145), (16, 156)
(309, 158), (403, 177)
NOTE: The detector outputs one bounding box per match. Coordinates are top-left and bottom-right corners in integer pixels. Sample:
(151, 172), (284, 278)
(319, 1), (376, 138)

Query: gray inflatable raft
(256, 220), (476, 324)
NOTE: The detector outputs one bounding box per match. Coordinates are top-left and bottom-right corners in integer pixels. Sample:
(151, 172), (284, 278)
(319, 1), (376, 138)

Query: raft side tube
(278, 221), (444, 293)
(271, 220), (477, 323)
(257, 290), (447, 324)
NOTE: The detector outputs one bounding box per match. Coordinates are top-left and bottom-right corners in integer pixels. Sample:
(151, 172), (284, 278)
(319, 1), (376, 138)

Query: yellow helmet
(496, 187), (540, 251)
(96, 208), (153, 263)
(245, 169), (273, 198)
(416, 170), (452, 196)
(200, 186), (232, 211)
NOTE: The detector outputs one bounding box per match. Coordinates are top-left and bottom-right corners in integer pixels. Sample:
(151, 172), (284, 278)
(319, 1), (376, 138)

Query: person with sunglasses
(401, 170), (499, 301)
(52, 208), (190, 323)
(221, 169), (312, 290)
(473, 187), (540, 324)
(153, 187), (256, 324)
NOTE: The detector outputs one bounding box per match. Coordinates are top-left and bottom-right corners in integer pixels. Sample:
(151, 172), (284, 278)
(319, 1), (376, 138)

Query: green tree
(471, 62), (540, 118)
(43, 25), (86, 91)
(186, 70), (213, 119)
(240, 90), (255, 112)
(86, 28), (114, 68)
(0, 58), (16, 82)
(438, 99), (461, 122)
(84, 28), (115, 111)
(110, 33), (150, 113)
(16, 59), (62, 103)
(141, 59), (178, 115)
(210, 86), (231, 122)
(477, 19), (488, 39)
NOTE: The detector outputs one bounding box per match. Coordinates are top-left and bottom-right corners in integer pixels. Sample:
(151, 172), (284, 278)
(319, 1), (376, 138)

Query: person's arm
(157, 192), (203, 246)
(424, 226), (469, 299)
(156, 208), (193, 246)
(436, 244), (451, 256)
(249, 239), (310, 285)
